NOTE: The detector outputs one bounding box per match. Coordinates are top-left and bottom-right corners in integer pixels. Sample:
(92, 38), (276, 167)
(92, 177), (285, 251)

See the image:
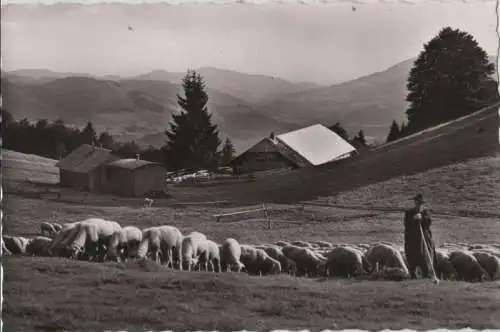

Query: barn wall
(88, 166), (109, 193)
(133, 166), (166, 197)
(107, 168), (135, 197)
(233, 152), (295, 174)
(231, 138), (298, 174)
(59, 170), (89, 190)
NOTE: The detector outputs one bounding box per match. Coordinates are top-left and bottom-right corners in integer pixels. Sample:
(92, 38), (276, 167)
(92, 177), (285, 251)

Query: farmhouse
(230, 124), (357, 174)
(55, 144), (119, 192)
(106, 158), (166, 197)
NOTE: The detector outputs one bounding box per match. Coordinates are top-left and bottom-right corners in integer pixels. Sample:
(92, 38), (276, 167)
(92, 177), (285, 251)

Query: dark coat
(403, 207), (439, 276)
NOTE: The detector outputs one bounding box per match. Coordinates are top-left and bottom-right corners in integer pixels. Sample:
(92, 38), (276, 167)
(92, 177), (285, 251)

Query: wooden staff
(419, 222), (439, 285)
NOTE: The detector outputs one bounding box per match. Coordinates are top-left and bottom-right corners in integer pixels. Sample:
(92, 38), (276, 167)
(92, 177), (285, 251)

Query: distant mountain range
(2, 56), (497, 153)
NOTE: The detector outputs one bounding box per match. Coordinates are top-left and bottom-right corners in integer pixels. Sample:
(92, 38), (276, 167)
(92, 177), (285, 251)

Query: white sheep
(313, 240), (334, 249)
(324, 245), (369, 278)
(449, 250), (489, 282)
(2, 235), (31, 255)
(104, 226), (143, 262)
(180, 231), (208, 271)
(46, 221), (82, 256)
(220, 238), (245, 272)
(435, 248), (458, 280)
(240, 244), (281, 275)
(25, 236), (53, 256)
(291, 240), (313, 248)
(2, 237), (12, 256)
(39, 222), (61, 238)
(64, 218), (122, 261)
(260, 245), (297, 275)
(471, 250), (500, 281)
(197, 240), (222, 272)
(281, 245), (327, 277)
(137, 227), (162, 263)
(138, 226), (183, 268)
(364, 243), (409, 277)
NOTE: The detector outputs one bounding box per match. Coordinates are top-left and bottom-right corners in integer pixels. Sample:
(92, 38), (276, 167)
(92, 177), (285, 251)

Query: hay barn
(230, 124), (357, 174)
(55, 144), (119, 192)
(106, 158), (166, 197)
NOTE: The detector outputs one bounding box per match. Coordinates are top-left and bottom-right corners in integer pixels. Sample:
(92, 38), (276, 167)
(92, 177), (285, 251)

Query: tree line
(2, 27), (497, 171)
(1, 70), (236, 171)
(385, 26), (499, 143)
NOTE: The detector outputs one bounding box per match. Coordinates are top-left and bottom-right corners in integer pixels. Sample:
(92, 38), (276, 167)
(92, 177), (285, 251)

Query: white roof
(276, 124), (356, 166)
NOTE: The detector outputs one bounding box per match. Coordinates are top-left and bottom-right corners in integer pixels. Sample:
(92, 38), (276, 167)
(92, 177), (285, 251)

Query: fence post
(263, 203), (271, 230)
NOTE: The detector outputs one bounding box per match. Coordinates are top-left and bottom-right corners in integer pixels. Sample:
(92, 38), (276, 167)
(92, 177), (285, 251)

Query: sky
(1, 0), (499, 85)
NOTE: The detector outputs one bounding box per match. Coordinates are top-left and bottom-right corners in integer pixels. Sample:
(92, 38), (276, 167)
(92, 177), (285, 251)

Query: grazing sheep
(25, 236), (53, 256)
(180, 231), (208, 271)
(313, 240), (334, 249)
(281, 245), (327, 277)
(449, 250), (488, 282)
(275, 241), (291, 247)
(197, 240), (222, 272)
(240, 244), (281, 275)
(3, 235), (31, 255)
(46, 222), (82, 256)
(324, 246), (369, 278)
(2, 237), (12, 256)
(260, 245), (297, 275)
(64, 218), (122, 261)
(291, 240), (313, 248)
(220, 238), (245, 272)
(40, 222), (61, 238)
(471, 251), (500, 280)
(104, 226), (143, 262)
(468, 246), (500, 259)
(137, 227), (162, 263)
(364, 243), (409, 278)
(138, 226), (183, 268)
(435, 248), (458, 280)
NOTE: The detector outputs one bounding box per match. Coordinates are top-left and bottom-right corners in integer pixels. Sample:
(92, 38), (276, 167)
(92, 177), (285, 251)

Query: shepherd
(403, 193), (439, 280)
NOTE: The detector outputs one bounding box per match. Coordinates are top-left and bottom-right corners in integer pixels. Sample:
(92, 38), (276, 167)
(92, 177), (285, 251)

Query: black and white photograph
(1, 0), (500, 330)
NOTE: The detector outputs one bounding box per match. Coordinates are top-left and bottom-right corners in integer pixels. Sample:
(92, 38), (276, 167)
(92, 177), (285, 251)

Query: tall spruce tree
(221, 137), (236, 166)
(406, 27), (499, 134)
(386, 120), (401, 143)
(328, 122), (350, 141)
(165, 70), (221, 171)
(354, 130), (367, 147)
(80, 121), (98, 146)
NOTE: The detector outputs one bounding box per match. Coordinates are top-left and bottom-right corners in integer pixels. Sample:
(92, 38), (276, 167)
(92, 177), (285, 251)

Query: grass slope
(216, 103), (500, 205)
(3, 147), (500, 330)
(4, 257), (500, 331)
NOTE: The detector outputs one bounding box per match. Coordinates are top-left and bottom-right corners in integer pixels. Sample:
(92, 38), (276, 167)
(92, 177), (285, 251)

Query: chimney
(269, 132), (275, 140)
(136, 154), (140, 161)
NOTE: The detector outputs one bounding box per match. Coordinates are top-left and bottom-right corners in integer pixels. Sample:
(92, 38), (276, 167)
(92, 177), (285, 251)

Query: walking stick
(419, 222), (439, 285)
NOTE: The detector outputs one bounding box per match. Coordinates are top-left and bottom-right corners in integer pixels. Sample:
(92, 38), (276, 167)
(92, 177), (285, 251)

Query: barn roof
(106, 159), (163, 170)
(276, 124), (356, 166)
(55, 144), (118, 173)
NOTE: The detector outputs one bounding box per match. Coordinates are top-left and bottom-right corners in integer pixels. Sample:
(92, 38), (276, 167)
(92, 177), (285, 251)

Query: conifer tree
(386, 120), (401, 143)
(406, 27), (498, 134)
(221, 137), (236, 165)
(165, 70), (221, 170)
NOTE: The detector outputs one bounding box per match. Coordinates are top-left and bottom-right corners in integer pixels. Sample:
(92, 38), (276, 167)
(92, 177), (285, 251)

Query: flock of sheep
(2, 217), (500, 282)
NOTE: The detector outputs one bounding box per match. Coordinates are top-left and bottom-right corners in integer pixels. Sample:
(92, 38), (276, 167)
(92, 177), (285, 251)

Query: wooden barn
(229, 136), (302, 174)
(106, 158), (166, 197)
(229, 124), (357, 174)
(55, 144), (119, 192)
